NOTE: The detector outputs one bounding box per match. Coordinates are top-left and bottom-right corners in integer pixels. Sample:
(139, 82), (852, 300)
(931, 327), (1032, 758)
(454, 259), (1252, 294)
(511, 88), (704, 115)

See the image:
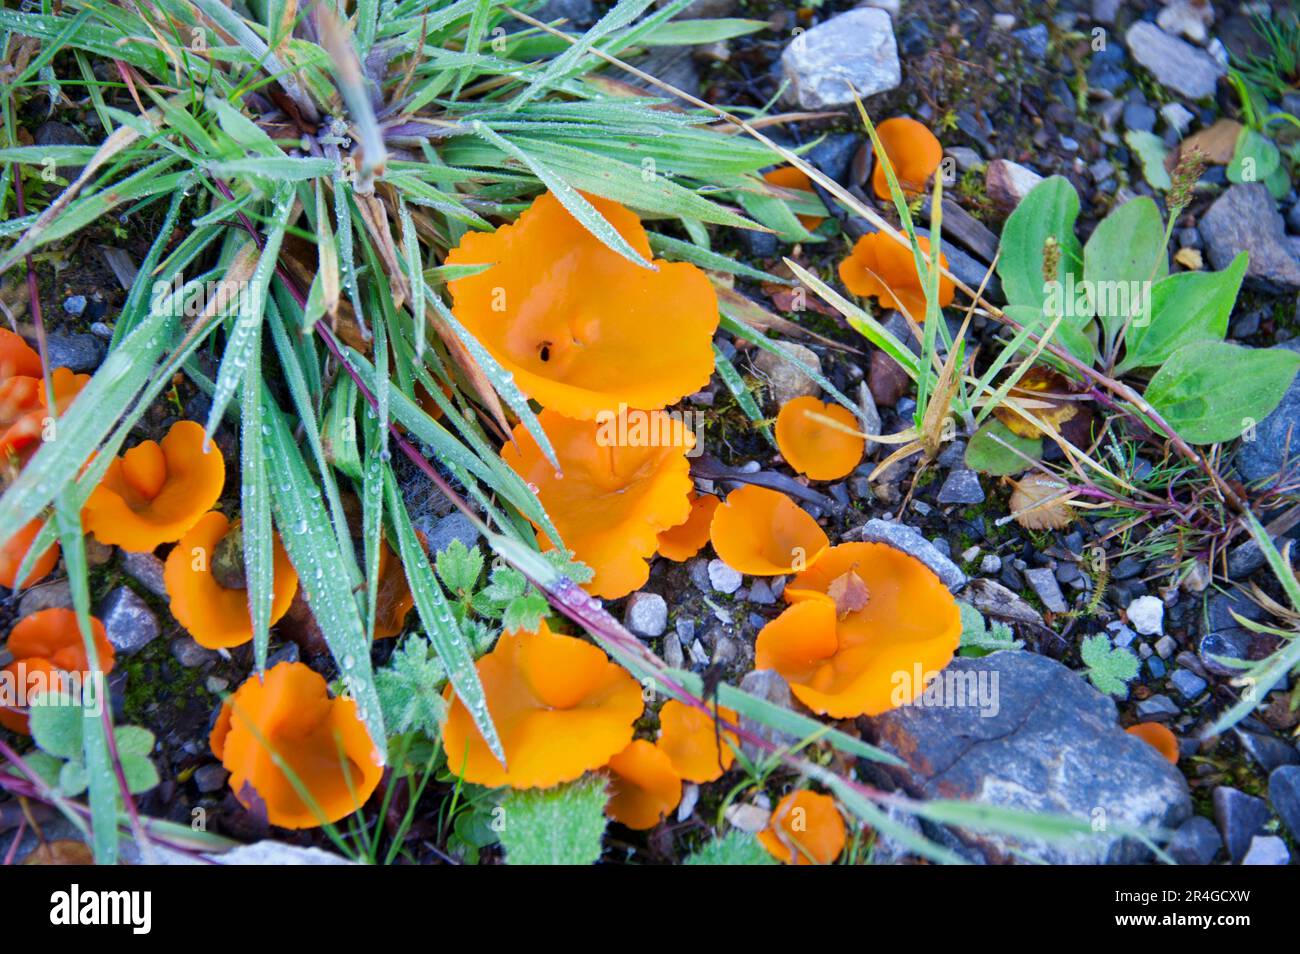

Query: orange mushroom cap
(605, 739), (682, 830)
(82, 420), (225, 552)
(441, 622), (643, 789)
(656, 699), (737, 783)
(1, 609), (114, 735)
(0, 368), (90, 464)
(775, 396), (866, 481)
(209, 661), (383, 829)
(656, 492), (720, 562)
(756, 542), (961, 718)
(0, 657), (64, 735)
(0, 328), (40, 379)
(757, 789), (847, 865)
(501, 408), (694, 599)
(373, 538), (416, 639)
(871, 117), (943, 200)
(762, 166), (826, 231)
(708, 484), (829, 576)
(445, 190), (719, 420)
(0, 518), (59, 591)
(164, 511), (298, 650)
(838, 231), (955, 319)
(1126, 722), (1179, 765)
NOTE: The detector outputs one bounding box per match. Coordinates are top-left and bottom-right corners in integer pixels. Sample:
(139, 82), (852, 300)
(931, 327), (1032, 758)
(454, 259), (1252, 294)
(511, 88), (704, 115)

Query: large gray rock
(1125, 21), (1225, 99)
(866, 651), (1192, 864)
(781, 8), (900, 109)
(1234, 339), (1300, 482)
(1200, 184), (1300, 290)
(846, 518), (967, 590)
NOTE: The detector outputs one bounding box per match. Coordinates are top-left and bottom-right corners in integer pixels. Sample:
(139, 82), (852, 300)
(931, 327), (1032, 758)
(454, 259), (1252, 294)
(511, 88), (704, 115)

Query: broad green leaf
(30, 701), (85, 761)
(1227, 128), (1281, 185)
(965, 419), (1042, 476)
(995, 176), (1082, 313)
(684, 831), (777, 865)
(1003, 304), (1097, 369)
(1119, 251), (1247, 372)
(1146, 341), (1300, 445)
(1082, 196), (1168, 350)
(1125, 130), (1172, 190)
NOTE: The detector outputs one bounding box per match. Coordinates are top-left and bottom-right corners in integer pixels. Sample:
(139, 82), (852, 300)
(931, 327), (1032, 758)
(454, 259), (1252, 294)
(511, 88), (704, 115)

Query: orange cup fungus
(0, 367), (89, 464)
(445, 190), (719, 421)
(656, 491), (720, 562)
(0, 608), (114, 735)
(372, 539), (416, 639)
(605, 739), (682, 830)
(709, 484), (829, 576)
(762, 166), (825, 231)
(656, 699), (737, 783)
(756, 542), (961, 718)
(775, 396), (866, 481)
(0, 328), (41, 380)
(757, 789), (847, 865)
(441, 622), (643, 789)
(82, 420), (225, 552)
(838, 231), (955, 319)
(0, 518), (59, 591)
(164, 511), (298, 650)
(1126, 722), (1179, 765)
(501, 408), (693, 599)
(871, 117), (943, 200)
(209, 662), (383, 829)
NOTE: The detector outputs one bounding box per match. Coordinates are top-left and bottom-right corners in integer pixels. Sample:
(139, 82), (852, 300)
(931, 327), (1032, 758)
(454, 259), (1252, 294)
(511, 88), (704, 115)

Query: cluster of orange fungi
(0, 329), (89, 589)
(447, 191), (718, 600)
(0, 608), (115, 735)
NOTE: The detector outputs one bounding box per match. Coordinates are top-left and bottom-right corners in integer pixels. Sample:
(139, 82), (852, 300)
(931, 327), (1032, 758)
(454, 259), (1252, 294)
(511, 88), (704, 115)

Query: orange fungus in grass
(445, 190), (719, 420)
(441, 623), (643, 789)
(762, 166), (825, 230)
(82, 420), (225, 552)
(656, 699), (737, 783)
(838, 231), (955, 319)
(871, 117), (943, 200)
(775, 396), (865, 481)
(501, 408), (694, 599)
(209, 662), (383, 830)
(708, 484), (829, 576)
(164, 511), (298, 650)
(1126, 722), (1179, 764)
(656, 492), (720, 562)
(756, 542), (961, 718)
(605, 739), (682, 830)
(757, 790), (847, 865)
(0, 608), (114, 735)
(0, 519), (59, 591)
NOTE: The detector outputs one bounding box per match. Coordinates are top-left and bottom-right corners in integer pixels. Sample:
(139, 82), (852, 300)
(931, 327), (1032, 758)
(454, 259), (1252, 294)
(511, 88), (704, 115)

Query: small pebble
(1126, 595), (1164, 636)
(707, 560), (743, 594)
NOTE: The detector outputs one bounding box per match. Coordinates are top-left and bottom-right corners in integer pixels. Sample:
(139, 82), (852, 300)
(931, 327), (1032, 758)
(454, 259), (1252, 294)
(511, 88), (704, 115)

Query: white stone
(781, 8), (900, 109)
(707, 559), (743, 594)
(1126, 595), (1165, 636)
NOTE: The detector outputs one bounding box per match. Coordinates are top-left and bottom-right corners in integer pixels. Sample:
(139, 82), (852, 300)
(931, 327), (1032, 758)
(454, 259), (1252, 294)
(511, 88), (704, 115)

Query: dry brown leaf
(1176, 119), (1243, 166)
(1174, 247), (1204, 271)
(827, 569), (870, 617)
(993, 366), (1079, 439)
(22, 840), (95, 865)
(1008, 473), (1075, 530)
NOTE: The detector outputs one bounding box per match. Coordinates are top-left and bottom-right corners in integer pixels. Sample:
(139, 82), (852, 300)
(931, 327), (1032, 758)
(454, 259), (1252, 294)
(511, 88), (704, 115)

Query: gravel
(1023, 566), (1069, 613)
(1212, 786), (1271, 864)
(780, 8), (900, 109)
(623, 592), (668, 638)
(100, 586), (161, 656)
(1124, 21), (1224, 100)
(707, 559), (743, 594)
(1125, 595), (1164, 636)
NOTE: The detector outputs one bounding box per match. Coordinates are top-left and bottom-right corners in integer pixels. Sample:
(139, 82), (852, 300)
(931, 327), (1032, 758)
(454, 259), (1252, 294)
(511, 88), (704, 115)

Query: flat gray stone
(707, 559), (743, 594)
(1135, 693), (1180, 721)
(1212, 786), (1270, 863)
(1234, 340), (1300, 482)
(847, 518), (967, 591)
(1024, 566), (1069, 613)
(118, 549), (168, 599)
(937, 469), (985, 505)
(1269, 764), (1300, 840)
(1125, 21), (1224, 99)
(781, 8), (900, 109)
(866, 651), (1192, 863)
(99, 586), (160, 655)
(1201, 184), (1300, 290)
(737, 669), (796, 760)
(1241, 835), (1289, 865)
(1167, 815), (1222, 864)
